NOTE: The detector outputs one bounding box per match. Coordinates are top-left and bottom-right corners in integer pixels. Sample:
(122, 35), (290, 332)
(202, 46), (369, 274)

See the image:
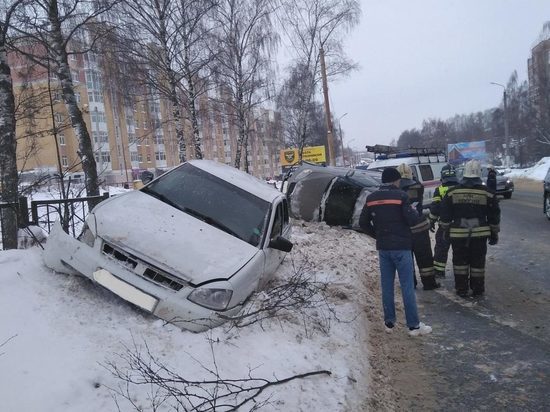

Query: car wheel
(546, 194), (550, 220)
(503, 192), (512, 199)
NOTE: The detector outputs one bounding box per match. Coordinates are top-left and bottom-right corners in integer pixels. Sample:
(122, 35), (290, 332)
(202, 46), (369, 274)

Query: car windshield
(347, 171), (381, 186)
(142, 163), (271, 247)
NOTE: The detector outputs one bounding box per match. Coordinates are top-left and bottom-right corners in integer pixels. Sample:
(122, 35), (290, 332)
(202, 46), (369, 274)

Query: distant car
(456, 166), (514, 199)
(284, 162), (381, 228)
(44, 160), (293, 332)
(544, 166), (550, 220)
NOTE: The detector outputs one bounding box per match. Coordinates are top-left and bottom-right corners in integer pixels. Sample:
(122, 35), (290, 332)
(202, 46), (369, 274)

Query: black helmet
(440, 164), (458, 184)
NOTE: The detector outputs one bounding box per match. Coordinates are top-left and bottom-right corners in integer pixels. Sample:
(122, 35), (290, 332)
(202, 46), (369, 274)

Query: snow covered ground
(504, 157), (550, 181)
(0, 221), (384, 411)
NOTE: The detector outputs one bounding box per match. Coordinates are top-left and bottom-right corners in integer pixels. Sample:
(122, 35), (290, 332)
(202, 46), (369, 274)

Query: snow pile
(504, 157), (550, 181)
(0, 221), (380, 411)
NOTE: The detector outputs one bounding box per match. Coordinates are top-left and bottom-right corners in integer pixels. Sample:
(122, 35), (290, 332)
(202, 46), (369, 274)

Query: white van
(366, 146), (447, 208)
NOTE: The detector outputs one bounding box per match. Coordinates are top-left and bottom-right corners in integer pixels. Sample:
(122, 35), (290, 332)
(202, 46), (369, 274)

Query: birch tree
(12, 0), (117, 206)
(212, 0), (278, 171)
(277, 0), (359, 157)
(0, 0), (25, 249)
(116, 0), (215, 163)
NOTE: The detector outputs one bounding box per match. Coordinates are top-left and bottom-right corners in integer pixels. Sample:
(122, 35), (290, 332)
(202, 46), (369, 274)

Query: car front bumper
(43, 222), (244, 332)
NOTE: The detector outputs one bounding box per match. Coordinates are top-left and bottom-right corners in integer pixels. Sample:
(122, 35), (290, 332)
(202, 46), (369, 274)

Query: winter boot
(421, 275), (441, 291)
(470, 277), (485, 297)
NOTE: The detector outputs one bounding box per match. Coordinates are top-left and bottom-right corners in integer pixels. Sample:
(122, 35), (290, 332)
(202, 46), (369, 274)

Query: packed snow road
(394, 187), (550, 411)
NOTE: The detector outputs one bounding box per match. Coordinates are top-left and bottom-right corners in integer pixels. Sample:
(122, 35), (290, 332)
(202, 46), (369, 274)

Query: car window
(418, 165), (434, 181)
(143, 163), (270, 247)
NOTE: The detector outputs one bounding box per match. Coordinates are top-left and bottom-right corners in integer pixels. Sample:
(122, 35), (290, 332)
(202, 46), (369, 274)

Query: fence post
(18, 196), (29, 228)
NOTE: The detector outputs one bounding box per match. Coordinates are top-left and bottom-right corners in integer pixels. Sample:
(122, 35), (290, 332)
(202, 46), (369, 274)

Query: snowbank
(0, 221), (379, 411)
(504, 157), (550, 181)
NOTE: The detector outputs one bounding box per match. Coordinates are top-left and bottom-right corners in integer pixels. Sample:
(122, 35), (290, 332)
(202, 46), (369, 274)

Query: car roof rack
(365, 144), (447, 163)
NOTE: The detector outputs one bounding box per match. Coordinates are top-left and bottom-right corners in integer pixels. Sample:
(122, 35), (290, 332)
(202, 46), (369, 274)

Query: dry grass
(511, 177), (545, 192)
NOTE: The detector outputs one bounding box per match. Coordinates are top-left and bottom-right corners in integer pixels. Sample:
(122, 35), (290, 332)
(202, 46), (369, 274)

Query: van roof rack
(365, 145), (447, 162)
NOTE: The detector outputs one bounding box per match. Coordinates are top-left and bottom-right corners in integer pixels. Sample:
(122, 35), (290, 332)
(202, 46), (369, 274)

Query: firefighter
(396, 163), (440, 290)
(439, 159), (501, 297)
(428, 164), (459, 277)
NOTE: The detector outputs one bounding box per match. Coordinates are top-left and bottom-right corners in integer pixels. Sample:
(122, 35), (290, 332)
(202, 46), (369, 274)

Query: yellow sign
(280, 146), (326, 166)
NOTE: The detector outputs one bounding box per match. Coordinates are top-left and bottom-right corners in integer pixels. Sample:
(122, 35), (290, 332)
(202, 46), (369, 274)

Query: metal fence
(0, 193), (109, 250)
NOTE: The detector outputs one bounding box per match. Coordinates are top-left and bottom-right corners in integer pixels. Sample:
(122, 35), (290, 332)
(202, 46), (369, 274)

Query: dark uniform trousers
(411, 219), (438, 289)
(433, 226), (451, 276)
(450, 237), (488, 295)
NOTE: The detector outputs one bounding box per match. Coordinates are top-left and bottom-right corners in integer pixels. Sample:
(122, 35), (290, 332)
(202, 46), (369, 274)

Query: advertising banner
(279, 145), (327, 166)
(447, 141), (487, 165)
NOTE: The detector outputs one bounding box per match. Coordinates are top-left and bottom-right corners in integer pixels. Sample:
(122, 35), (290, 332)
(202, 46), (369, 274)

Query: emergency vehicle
(365, 145), (447, 209)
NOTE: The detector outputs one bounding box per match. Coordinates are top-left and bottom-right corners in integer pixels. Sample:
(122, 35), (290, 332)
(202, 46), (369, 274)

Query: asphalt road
(413, 189), (550, 411)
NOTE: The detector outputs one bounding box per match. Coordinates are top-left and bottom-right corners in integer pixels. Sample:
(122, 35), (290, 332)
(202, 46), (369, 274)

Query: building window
(138, 153), (143, 162)
(130, 151), (139, 162)
(53, 90), (62, 101)
(71, 69), (79, 83)
(147, 153), (151, 162)
(101, 151), (111, 163)
(154, 134), (164, 145)
(58, 133), (65, 146)
(74, 92), (80, 103)
(92, 131), (109, 143)
(91, 110), (106, 123)
(155, 151), (166, 161)
(62, 155), (68, 167)
(54, 113), (63, 124)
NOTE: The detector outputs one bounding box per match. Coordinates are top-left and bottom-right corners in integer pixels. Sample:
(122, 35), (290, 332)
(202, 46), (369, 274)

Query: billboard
(447, 141), (487, 165)
(279, 145), (327, 167)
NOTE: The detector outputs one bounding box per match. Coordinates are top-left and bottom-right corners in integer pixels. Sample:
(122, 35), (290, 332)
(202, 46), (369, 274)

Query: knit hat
(381, 167), (402, 183)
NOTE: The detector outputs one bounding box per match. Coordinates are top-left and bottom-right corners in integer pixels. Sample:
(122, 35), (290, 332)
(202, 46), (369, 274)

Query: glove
(488, 233), (498, 245)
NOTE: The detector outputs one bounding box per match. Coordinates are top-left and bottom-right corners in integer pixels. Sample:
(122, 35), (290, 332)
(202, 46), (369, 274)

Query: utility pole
(320, 46), (335, 166)
(337, 113), (348, 166)
(491, 82), (510, 167)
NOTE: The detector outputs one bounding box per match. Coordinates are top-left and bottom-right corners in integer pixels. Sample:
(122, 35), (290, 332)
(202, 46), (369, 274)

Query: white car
(44, 160), (293, 332)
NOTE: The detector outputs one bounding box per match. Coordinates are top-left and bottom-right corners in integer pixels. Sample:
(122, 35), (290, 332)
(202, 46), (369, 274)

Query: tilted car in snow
(544, 166), (550, 220)
(44, 160), (293, 332)
(284, 162), (381, 228)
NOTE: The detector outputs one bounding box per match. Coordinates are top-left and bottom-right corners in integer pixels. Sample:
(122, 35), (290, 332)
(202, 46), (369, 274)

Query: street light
(490, 82), (510, 167)
(337, 113), (348, 166)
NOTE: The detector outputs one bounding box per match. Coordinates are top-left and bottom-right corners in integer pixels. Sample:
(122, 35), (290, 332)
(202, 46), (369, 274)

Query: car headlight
(78, 223), (96, 247)
(188, 288), (233, 310)
(77, 214), (97, 247)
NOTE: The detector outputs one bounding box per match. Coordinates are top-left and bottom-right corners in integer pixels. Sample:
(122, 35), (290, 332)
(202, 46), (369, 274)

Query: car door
(261, 198), (291, 286)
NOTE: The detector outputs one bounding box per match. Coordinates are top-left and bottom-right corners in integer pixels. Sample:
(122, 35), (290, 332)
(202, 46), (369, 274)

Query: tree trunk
(0, 44), (19, 249)
(48, 1), (100, 211)
(183, 40), (202, 159)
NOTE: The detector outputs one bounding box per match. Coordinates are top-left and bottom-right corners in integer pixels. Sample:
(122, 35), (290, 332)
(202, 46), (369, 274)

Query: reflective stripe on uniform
(449, 188), (494, 198)
(366, 199), (403, 207)
(449, 226), (491, 238)
(419, 266), (435, 276)
(470, 267), (485, 277)
(453, 265), (469, 275)
(433, 261), (446, 271)
(450, 192), (488, 206)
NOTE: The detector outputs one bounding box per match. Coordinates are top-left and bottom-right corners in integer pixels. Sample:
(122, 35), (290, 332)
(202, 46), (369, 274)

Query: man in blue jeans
(359, 167), (432, 336)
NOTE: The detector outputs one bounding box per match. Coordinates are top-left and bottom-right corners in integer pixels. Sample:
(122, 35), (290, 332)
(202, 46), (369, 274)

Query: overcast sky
(329, 0), (550, 150)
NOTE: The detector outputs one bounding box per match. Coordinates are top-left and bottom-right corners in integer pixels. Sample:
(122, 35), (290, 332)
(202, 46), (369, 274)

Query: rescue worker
(439, 159), (501, 297)
(396, 163), (440, 290)
(428, 164), (459, 277)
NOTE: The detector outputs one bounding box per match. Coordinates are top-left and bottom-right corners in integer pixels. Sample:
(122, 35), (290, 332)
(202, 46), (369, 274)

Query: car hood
(91, 191), (260, 284)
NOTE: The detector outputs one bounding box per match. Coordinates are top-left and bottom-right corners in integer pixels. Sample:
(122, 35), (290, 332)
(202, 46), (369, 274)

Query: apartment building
(528, 23), (550, 127)
(10, 47), (284, 185)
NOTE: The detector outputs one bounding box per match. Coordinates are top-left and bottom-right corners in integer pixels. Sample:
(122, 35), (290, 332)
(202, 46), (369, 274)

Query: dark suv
(544, 166), (550, 220)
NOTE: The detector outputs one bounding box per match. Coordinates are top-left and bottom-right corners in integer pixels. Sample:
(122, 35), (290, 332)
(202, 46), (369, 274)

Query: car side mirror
(269, 235), (293, 252)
